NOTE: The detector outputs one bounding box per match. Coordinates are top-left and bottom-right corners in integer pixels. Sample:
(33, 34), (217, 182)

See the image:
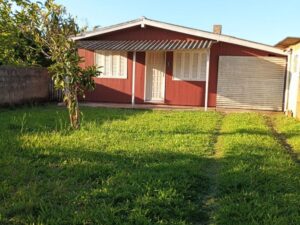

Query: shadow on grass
(215, 125), (300, 225)
(0, 106), (216, 225)
(2, 109), (300, 225)
(1, 143), (214, 225)
(1, 105), (151, 135)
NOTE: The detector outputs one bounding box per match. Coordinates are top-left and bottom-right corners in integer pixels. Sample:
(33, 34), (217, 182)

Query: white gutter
(204, 48), (211, 111)
(284, 49), (292, 113)
(132, 51), (137, 106)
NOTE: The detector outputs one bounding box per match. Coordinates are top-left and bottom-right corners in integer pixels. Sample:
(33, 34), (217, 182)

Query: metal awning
(77, 40), (214, 51)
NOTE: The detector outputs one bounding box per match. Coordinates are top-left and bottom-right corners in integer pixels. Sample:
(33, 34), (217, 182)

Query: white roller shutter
(217, 56), (286, 111)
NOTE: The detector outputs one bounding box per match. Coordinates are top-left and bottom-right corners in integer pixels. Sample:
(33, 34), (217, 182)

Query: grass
(0, 106), (300, 225)
(0, 105), (221, 225)
(272, 114), (300, 158)
(215, 113), (300, 225)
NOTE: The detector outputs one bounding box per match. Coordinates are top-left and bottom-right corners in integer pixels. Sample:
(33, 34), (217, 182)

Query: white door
(145, 52), (166, 102)
(217, 56), (286, 111)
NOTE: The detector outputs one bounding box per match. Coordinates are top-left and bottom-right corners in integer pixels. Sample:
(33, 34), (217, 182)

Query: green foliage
(11, 0), (101, 128)
(0, 0), (51, 66)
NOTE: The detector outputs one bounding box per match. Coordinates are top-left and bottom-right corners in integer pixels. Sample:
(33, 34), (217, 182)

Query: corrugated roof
(77, 40), (214, 51)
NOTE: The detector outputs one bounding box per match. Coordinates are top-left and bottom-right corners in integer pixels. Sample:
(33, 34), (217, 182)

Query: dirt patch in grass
(264, 115), (300, 164)
(214, 113), (300, 225)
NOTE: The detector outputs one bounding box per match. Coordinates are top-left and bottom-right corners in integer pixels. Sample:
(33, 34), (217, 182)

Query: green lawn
(272, 114), (300, 158)
(0, 106), (300, 225)
(215, 113), (300, 225)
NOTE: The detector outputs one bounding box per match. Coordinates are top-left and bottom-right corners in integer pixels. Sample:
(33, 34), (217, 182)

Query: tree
(13, 0), (100, 129)
(0, 0), (39, 65)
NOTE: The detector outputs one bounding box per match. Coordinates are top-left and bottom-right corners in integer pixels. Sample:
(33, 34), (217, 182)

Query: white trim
(73, 17), (286, 55)
(144, 53), (148, 102)
(132, 52), (136, 105)
(73, 19), (142, 41)
(204, 49), (211, 111)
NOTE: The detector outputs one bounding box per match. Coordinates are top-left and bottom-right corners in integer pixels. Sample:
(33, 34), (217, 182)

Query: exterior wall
(134, 52), (146, 104)
(293, 43), (300, 119)
(298, 78), (300, 120)
(79, 49), (133, 103)
(0, 66), (50, 105)
(165, 52), (205, 106)
(78, 26), (286, 107)
(85, 25), (206, 41)
(287, 42), (300, 119)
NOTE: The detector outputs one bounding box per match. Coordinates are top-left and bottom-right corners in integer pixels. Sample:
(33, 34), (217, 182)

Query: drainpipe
(132, 51), (137, 106)
(204, 48), (211, 111)
(284, 49), (292, 113)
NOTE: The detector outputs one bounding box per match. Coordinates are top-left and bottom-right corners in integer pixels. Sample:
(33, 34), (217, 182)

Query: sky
(56, 0), (300, 46)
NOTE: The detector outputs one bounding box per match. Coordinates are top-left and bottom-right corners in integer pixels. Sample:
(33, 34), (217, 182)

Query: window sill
(172, 77), (206, 82)
(96, 76), (128, 79)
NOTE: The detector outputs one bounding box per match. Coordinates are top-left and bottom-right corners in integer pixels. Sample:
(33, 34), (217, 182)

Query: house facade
(276, 37), (300, 119)
(74, 17), (287, 111)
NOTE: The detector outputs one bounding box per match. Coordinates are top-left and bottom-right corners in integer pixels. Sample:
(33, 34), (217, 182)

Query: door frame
(144, 51), (166, 103)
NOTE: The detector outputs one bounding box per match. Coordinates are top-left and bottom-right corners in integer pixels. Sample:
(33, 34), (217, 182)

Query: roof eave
(72, 17), (286, 55)
(275, 37), (300, 49)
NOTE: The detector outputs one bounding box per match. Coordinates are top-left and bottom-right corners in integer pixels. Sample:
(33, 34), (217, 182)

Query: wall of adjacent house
(288, 42), (300, 119)
(295, 43), (300, 120)
(297, 77), (300, 120)
(0, 66), (50, 106)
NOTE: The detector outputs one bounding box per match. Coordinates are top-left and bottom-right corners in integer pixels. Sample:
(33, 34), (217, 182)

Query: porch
(78, 39), (214, 110)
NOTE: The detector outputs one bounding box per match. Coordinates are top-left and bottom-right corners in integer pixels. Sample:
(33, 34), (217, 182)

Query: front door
(145, 52), (166, 102)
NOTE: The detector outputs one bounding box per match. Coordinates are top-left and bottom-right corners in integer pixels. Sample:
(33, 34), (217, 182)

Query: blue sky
(56, 0), (300, 46)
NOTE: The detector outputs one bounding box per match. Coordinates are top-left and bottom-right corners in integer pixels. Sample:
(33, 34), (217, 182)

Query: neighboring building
(74, 17), (287, 111)
(275, 37), (300, 119)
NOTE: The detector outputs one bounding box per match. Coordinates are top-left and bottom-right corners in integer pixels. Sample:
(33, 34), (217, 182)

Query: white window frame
(94, 50), (128, 79)
(172, 49), (208, 81)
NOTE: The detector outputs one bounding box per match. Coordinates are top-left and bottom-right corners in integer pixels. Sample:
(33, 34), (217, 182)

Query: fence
(48, 78), (63, 102)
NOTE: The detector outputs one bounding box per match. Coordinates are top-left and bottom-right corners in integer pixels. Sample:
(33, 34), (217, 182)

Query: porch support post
(204, 49), (211, 111)
(132, 51), (137, 106)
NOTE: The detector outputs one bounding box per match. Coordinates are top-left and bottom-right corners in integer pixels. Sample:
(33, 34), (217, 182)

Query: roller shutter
(216, 56), (286, 111)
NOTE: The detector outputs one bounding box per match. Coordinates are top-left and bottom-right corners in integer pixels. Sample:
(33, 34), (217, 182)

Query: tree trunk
(64, 77), (80, 129)
(70, 94), (80, 129)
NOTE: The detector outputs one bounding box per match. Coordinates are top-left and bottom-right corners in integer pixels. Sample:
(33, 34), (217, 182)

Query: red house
(74, 17), (287, 111)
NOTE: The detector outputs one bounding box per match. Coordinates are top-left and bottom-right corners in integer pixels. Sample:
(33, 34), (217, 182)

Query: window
(95, 51), (127, 78)
(173, 50), (208, 81)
